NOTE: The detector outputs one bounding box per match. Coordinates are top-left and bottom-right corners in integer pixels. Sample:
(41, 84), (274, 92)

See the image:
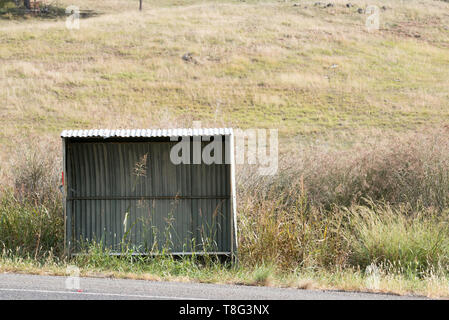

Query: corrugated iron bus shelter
(61, 129), (238, 258)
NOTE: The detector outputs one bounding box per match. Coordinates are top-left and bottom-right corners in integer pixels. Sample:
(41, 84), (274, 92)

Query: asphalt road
(0, 273), (428, 300)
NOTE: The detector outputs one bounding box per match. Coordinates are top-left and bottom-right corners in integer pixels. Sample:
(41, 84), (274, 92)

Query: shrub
(0, 137), (63, 258)
(9, 136), (61, 206)
(0, 191), (64, 258)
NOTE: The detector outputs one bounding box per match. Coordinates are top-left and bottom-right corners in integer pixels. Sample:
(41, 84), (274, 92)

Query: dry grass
(237, 128), (449, 272)
(1, 0), (449, 159)
(241, 127), (449, 210)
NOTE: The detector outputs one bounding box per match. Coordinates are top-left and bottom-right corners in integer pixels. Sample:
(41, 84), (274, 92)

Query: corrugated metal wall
(65, 139), (232, 254)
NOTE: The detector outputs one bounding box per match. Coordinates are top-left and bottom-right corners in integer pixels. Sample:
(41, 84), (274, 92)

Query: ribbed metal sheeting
(64, 139), (232, 255)
(61, 128), (233, 138)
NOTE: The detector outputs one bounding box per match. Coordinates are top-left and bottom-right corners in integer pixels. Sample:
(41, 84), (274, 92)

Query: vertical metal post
(229, 131), (238, 263)
(62, 138), (70, 256)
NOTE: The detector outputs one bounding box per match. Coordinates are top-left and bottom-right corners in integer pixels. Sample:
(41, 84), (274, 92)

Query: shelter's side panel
(66, 139), (232, 254)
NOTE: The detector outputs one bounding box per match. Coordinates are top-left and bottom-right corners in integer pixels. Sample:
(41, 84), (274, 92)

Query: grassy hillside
(1, 0), (449, 151)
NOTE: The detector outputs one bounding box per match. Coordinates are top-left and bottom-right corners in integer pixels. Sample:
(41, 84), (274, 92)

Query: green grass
(0, 193), (63, 258)
(347, 203), (449, 274)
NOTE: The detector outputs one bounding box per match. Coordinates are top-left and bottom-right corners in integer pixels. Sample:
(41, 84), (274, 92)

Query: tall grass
(0, 137), (63, 259)
(237, 128), (449, 272)
(0, 192), (63, 259)
(2, 129), (449, 279)
(239, 128), (449, 210)
(238, 187), (349, 270)
(346, 203), (449, 274)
